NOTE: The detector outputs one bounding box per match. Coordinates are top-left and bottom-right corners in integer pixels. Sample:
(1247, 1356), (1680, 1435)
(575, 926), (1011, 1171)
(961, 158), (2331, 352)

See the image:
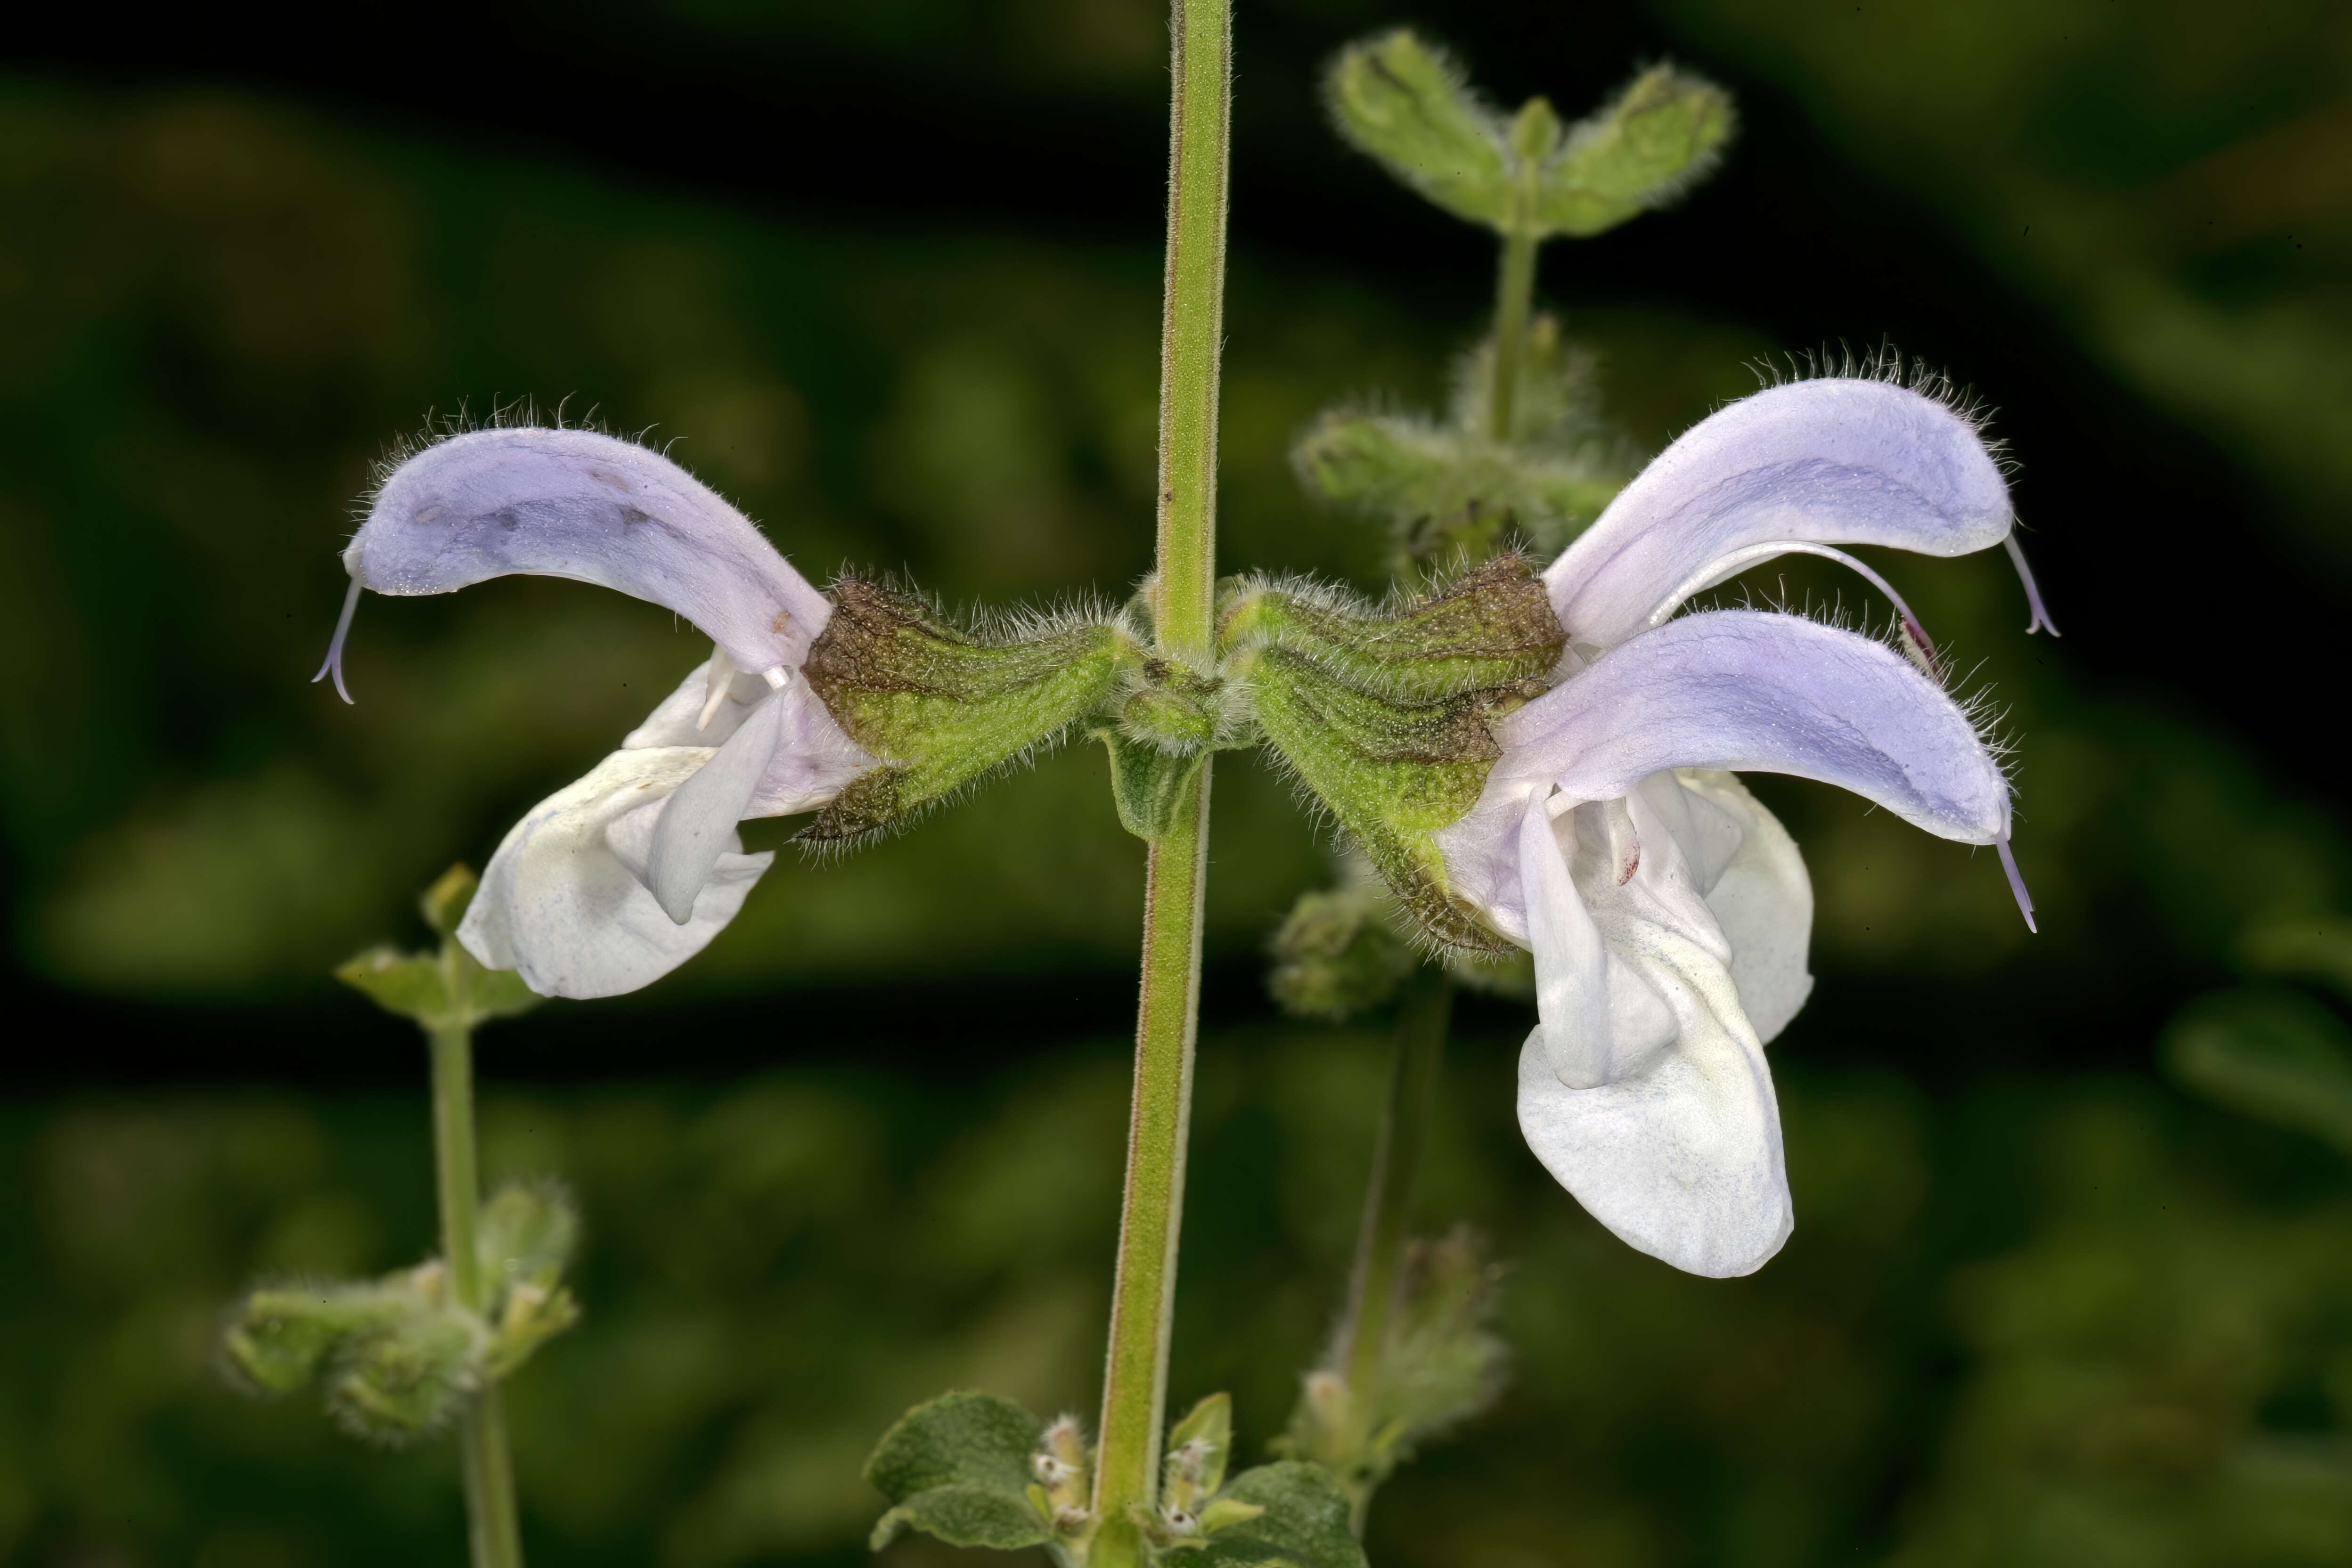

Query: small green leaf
(462, 962), (545, 1022)
(1529, 65), (1734, 238)
(220, 1282), (418, 1395)
(1197, 1498), (1267, 1534)
(870, 1487), (1052, 1553)
(1325, 30), (1511, 229)
(2164, 987), (2352, 1157)
(801, 578), (1140, 844)
(418, 863), (478, 938)
(334, 946), (450, 1025)
(864, 1391), (1052, 1551)
(477, 1182), (579, 1294)
(1165, 1391), (1234, 1504)
(1101, 730), (1207, 842)
(1194, 1463), (1367, 1568)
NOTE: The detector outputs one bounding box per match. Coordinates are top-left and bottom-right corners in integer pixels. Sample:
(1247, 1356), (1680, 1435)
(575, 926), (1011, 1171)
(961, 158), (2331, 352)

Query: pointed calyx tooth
(797, 576), (1141, 844)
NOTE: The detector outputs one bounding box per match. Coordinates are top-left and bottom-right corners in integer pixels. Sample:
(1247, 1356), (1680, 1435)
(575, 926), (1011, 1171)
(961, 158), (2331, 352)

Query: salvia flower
(1434, 375), (2047, 1278)
(318, 426), (874, 998)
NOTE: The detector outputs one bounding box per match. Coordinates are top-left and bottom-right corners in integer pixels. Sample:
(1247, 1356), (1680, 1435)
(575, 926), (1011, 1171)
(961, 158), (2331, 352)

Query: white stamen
(2002, 533), (2059, 636)
(1646, 540), (1940, 675)
(311, 574), (364, 705)
(761, 665), (791, 690)
(696, 647), (740, 732)
(1996, 834), (2037, 933)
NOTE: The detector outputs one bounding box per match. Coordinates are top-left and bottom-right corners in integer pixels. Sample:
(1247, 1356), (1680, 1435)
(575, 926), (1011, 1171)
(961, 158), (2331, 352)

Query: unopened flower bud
(324, 1307), (485, 1445)
(1267, 885), (1414, 1022)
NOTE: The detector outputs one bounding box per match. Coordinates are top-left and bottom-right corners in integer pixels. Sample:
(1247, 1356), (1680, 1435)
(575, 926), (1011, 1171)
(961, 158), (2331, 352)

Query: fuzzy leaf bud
(220, 1282), (418, 1396)
(1267, 885), (1416, 1022)
(324, 1306), (485, 1444)
(1325, 30), (1512, 229)
(801, 578), (1139, 844)
(1529, 65), (1734, 238)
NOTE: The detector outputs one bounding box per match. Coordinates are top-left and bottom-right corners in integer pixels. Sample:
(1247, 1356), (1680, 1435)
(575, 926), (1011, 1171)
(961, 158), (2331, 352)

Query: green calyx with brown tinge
(800, 577), (1146, 843)
(1220, 555), (1564, 703)
(1325, 31), (1733, 242)
(1244, 648), (1518, 953)
(1216, 558), (1559, 952)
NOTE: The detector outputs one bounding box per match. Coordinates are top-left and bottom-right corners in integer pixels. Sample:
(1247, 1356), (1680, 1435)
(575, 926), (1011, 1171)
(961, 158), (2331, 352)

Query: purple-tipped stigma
(1996, 834), (2037, 934)
(2003, 533), (2059, 637)
(311, 574), (363, 704)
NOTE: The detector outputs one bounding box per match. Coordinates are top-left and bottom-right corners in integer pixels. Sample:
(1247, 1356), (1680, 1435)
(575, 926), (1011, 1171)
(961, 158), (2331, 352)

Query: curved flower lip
(316, 427), (832, 700)
(1543, 377), (2022, 653)
(1439, 609), (2023, 939)
(1492, 609), (2010, 843)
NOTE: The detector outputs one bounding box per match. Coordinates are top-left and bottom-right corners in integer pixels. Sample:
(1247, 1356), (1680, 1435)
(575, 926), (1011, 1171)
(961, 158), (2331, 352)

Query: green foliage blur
(5, 0), (2352, 1565)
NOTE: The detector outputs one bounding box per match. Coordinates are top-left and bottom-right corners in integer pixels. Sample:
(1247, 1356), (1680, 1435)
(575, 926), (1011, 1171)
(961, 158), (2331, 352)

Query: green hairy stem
(431, 1022), (525, 1568)
(1093, 0), (1233, 1560)
(1486, 228), (1538, 443)
(1331, 972), (1450, 1533)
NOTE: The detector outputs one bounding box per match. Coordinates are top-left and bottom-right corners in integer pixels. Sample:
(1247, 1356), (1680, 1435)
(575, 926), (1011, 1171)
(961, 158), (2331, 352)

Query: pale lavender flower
(1436, 376), (2046, 1278)
(317, 426), (873, 998)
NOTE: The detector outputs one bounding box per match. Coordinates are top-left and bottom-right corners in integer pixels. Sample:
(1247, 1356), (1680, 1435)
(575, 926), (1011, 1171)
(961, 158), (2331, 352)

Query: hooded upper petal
(348, 427), (833, 676)
(1542, 378), (2012, 652)
(457, 746), (775, 999)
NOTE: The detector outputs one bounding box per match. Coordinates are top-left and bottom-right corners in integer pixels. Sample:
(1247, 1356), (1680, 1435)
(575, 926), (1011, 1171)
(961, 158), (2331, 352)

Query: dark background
(4, 2), (2350, 1565)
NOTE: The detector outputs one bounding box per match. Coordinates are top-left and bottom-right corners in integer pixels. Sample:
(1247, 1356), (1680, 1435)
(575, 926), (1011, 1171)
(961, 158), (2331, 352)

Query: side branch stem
(431, 1022), (524, 1568)
(1487, 229), (1539, 444)
(1335, 972), (1451, 1458)
(1092, 764), (1214, 1563)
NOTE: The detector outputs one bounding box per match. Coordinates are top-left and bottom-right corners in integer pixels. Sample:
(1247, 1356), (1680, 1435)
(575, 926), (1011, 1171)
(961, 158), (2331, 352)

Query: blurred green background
(5, 0), (2352, 1563)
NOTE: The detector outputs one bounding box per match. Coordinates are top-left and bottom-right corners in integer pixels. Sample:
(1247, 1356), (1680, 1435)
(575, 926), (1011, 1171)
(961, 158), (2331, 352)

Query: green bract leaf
(1102, 730), (1208, 842)
(1192, 1463), (1367, 1568)
(1325, 31), (1510, 229)
(2164, 987), (2352, 1157)
(1530, 65), (1734, 238)
(333, 947), (449, 1024)
(1164, 1392), (1234, 1509)
(864, 1390), (1053, 1552)
(801, 577), (1138, 844)
(418, 863), (478, 938)
(477, 1182), (579, 1294)
(220, 1281), (421, 1395)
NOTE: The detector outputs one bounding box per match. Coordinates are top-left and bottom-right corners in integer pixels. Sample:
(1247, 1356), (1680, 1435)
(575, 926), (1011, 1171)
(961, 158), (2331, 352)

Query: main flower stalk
(1091, 0), (1232, 1560)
